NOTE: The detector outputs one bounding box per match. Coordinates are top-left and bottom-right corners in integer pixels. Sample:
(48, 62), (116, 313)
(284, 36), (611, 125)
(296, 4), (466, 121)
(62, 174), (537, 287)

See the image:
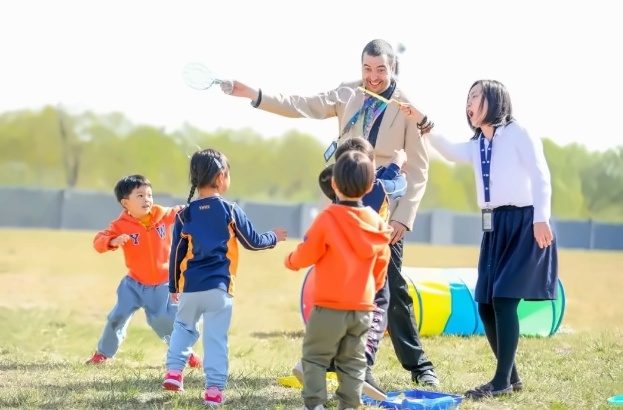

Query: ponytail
(187, 184), (196, 204)
(182, 183), (196, 222)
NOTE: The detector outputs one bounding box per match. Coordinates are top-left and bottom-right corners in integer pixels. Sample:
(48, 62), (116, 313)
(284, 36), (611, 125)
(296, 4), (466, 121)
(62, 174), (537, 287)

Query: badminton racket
(357, 86), (404, 105)
(181, 62), (233, 94)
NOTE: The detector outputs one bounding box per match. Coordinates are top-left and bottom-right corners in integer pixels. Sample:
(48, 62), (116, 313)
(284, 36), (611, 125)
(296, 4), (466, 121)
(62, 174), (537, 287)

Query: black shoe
(511, 380), (523, 391)
(362, 368), (386, 401)
(412, 369), (440, 386)
(464, 383), (513, 400)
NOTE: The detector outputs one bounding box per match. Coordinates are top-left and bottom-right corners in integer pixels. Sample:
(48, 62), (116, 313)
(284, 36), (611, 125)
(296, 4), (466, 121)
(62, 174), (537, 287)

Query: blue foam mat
(362, 389), (463, 409)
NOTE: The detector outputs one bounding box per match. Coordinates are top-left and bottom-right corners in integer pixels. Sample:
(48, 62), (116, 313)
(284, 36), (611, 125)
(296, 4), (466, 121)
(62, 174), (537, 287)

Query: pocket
(361, 311), (373, 327)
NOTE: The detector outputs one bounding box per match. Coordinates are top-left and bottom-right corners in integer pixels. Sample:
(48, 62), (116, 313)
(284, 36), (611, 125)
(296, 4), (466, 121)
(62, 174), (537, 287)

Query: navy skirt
(475, 205), (558, 304)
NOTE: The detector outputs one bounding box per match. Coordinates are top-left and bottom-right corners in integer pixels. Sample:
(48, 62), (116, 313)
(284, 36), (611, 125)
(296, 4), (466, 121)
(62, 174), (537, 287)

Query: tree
(56, 105), (82, 188)
(1, 105), (622, 221)
(580, 146), (623, 221)
(542, 139), (588, 219)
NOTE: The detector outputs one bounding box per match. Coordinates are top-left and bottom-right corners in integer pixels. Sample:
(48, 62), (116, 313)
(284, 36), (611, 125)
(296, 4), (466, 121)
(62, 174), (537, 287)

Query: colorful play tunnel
(300, 267), (565, 337)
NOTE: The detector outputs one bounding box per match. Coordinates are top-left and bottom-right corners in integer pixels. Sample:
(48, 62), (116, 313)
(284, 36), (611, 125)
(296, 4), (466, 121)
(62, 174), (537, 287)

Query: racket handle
(357, 86), (403, 105)
(220, 80), (234, 95)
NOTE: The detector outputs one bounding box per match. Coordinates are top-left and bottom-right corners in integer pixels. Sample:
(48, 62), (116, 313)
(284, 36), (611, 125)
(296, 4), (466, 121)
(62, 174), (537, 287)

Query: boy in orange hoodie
(285, 151), (392, 410)
(85, 175), (200, 368)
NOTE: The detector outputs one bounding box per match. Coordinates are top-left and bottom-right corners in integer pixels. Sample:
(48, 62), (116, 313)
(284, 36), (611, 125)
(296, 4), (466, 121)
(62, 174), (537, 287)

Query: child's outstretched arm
(93, 222), (126, 253)
(169, 214), (188, 294)
(376, 163), (407, 201)
(232, 205), (287, 250)
(159, 204), (187, 228)
(284, 214), (327, 271)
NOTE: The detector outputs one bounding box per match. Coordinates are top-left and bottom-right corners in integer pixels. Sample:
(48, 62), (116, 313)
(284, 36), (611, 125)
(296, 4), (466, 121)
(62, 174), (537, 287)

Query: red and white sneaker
(203, 386), (224, 406)
(188, 352), (202, 369)
(85, 352), (108, 365)
(162, 370), (184, 391)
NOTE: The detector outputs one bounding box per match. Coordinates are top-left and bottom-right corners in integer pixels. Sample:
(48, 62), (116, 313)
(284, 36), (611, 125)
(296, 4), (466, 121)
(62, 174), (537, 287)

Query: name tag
(482, 209), (493, 232)
(323, 141), (337, 162)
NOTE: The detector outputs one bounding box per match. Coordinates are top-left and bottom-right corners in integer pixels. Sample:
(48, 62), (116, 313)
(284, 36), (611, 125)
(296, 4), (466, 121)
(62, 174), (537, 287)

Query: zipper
(145, 224), (157, 281)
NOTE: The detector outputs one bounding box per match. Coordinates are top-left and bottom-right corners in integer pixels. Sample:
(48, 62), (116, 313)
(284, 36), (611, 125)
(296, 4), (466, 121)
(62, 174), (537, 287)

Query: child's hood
(324, 204), (392, 258)
(118, 204), (167, 226)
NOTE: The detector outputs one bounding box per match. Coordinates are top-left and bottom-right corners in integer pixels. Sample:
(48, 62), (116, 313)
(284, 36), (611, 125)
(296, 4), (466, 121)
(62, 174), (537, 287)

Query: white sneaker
(302, 406), (326, 410)
(292, 361), (304, 386)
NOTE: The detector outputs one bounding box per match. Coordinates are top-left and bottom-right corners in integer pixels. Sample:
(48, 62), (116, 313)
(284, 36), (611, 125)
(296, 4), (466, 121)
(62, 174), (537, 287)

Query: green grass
(0, 229), (622, 409)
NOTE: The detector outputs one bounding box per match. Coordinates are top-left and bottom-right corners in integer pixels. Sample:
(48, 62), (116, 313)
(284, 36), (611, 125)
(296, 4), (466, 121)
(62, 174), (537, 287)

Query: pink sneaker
(203, 386), (224, 406)
(188, 352), (202, 368)
(162, 370), (184, 391)
(85, 352), (108, 365)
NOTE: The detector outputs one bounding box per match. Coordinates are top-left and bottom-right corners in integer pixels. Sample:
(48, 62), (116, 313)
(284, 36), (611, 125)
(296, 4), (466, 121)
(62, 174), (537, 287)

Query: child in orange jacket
(85, 174), (200, 368)
(285, 151), (392, 410)
(294, 137), (406, 401)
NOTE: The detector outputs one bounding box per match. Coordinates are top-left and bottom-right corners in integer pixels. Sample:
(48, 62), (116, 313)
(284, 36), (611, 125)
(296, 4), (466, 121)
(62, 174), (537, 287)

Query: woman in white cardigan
(400, 79), (558, 400)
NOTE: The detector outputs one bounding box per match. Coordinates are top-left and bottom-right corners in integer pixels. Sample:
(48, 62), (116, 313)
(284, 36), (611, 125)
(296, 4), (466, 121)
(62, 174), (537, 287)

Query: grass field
(1, 228), (622, 410)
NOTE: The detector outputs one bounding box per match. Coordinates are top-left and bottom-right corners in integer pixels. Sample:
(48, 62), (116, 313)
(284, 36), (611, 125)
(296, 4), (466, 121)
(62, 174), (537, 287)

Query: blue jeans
(97, 275), (176, 358)
(166, 288), (233, 389)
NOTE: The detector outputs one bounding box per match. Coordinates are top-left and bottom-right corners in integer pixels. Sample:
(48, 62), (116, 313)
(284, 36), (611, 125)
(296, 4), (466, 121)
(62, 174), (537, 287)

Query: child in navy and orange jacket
(86, 175), (201, 368)
(285, 150), (392, 410)
(162, 148), (287, 406)
(319, 136), (407, 223)
(292, 136), (406, 401)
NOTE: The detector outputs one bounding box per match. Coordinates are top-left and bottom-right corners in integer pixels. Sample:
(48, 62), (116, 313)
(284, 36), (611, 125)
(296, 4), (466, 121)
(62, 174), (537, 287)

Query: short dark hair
(318, 165), (336, 201)
(335, 137), (374, 162)
(333, 151), (375, 199)
(361, 39), (396, 66)
(468, 79), (515, 140)
(114, 175), (151, 203)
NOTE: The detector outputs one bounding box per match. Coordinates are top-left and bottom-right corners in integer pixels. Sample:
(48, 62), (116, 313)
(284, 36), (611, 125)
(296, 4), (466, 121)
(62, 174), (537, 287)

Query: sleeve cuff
(284, 253), (295, 270)
(251, 89), (263, 108)
(533, 212), (550, 224)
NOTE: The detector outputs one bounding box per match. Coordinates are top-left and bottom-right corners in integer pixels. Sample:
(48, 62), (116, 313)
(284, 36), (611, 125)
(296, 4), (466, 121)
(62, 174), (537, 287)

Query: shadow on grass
(0, 362), (165, 372)
(0, 362), (71, 372)
(250, 330), (305, 340)
(1, 372), (301, 410)
(219, 375), (303, 410)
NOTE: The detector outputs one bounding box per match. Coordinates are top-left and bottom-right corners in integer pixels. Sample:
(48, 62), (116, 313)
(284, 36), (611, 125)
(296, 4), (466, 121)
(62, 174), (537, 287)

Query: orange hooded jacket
(93, 204), (183, 286)
(285, 203), (392, 311)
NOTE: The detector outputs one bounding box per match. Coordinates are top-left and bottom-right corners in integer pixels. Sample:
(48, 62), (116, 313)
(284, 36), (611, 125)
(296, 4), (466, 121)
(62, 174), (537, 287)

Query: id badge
(323, 141), (338, 163)
(481, 208), (493, 232)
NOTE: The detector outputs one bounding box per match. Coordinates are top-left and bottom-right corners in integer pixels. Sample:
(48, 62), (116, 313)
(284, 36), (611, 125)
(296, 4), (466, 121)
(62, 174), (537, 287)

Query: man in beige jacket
(224, 39), (439, 395)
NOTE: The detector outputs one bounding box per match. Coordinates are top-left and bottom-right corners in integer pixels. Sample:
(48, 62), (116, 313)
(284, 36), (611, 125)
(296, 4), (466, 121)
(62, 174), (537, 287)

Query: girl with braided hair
(162, 148), (287, 405)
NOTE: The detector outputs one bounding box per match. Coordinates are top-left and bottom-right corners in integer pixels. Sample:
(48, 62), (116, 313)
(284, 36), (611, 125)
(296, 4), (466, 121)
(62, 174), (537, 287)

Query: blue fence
(1, 187), (622, 250)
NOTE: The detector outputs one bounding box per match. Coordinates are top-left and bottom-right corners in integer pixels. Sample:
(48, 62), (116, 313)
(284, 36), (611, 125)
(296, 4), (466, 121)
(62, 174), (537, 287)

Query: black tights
(478, 298), (521, 389)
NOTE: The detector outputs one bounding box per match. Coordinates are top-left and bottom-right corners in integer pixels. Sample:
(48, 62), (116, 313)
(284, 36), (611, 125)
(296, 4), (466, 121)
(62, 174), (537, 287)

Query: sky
(1, 0), (621, 152)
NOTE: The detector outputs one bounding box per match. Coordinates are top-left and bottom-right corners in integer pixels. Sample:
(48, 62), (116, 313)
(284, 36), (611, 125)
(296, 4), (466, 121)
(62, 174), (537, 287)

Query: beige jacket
(255, 80), (429, 231)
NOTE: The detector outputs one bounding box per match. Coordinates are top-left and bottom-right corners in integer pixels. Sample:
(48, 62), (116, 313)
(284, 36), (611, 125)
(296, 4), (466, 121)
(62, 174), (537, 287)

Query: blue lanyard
(339, 97), (376, 138)
(480, 136), (492, 204)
